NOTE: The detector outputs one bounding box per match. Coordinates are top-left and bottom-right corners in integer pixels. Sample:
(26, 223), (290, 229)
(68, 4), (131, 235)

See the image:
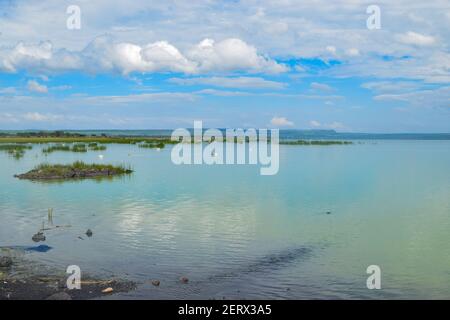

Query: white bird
(98, 154), (104, 159)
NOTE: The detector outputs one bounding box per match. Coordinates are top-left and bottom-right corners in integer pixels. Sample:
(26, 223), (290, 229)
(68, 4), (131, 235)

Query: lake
(0, 140), (449, 299)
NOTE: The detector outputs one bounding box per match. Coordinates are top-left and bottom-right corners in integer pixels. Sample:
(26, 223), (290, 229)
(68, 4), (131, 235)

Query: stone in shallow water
(180, 277), (189, 284)
(151, 280), (160, 286)
(0, 256), (13, 268)
(32, 232), (46, 242)
(102, 287), (114, 294)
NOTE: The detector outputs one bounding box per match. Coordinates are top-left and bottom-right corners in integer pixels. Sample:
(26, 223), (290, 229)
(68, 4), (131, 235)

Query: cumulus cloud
(270, 116), (294, 127)
(0, 37), (287, 75)
(187, 38), (287, 74)
(169, 76), (286, 89)
(27, 80), (48, 93)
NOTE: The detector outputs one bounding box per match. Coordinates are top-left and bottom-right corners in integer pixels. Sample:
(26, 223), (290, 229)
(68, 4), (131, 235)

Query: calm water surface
(0, 140), (449, 299)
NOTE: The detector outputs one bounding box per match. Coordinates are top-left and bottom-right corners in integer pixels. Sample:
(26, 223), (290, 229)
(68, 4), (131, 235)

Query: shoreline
(0, 254), (136, 300)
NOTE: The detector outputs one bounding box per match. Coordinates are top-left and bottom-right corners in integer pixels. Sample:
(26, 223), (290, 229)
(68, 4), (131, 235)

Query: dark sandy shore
(0, 254), (136, 300)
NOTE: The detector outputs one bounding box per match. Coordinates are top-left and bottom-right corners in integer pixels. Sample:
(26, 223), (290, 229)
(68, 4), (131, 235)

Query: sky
(0, 0), (449, 132)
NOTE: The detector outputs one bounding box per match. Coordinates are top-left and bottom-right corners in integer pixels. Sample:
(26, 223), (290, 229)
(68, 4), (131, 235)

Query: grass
(280, 140), (353, 145)
(42, 143), (107, 153)
(15, 161), (133, 180)
(43, 144), (87, 154)
(35, 161), (132, 174)
(138, 142), (165, 149)
(0, 136), (177, 145)
(89, 145), (106, 151)
(0, 144), (32, 159)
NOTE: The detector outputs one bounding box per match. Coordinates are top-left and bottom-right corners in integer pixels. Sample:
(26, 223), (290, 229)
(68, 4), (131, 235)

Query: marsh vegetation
(0, 144), (32, 159)
(14, 161), (133, 181)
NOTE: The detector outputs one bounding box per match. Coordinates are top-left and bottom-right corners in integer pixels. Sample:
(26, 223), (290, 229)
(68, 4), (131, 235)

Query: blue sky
(0, 0), (449, 132)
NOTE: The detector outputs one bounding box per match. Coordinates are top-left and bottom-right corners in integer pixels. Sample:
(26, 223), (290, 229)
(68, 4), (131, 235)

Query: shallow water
(0, 140), (449, 299)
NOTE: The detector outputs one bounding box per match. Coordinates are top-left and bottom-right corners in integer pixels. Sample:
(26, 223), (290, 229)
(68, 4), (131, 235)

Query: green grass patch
(138, 142), (165, 149)
(15, 161), (133, 181)
(0, 144), (32, 159)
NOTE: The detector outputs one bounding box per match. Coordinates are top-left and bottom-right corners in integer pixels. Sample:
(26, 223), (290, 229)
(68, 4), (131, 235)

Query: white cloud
(396, 32), (436, 46)
(361, 81), (422, 93)
(270, 116), (294, 127)
(23, 112), (62, 121)
(325, 46), (336, 55)
(27, 80), (48, 93)
(346, 48), (360, 57)
(0, 87), (17, 95)
(169, 76), (286, 89)
(195, 89), (250, 97)
(310, 82), (334, 92)
(309, 120), (321, 127)
(309, 120), (347, 131)
(187, 38), (287, 74)
(0, 37), (287, 75)
(373, 86), (450, 109)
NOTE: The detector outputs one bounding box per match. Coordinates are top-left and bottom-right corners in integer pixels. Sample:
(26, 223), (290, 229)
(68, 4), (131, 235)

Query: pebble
(32, 232), (46, 242)
(102, 287), (114, 294)
(0, 256), (13, 268)
(180, 277), (189, 284)
(151, 280), (160, 286)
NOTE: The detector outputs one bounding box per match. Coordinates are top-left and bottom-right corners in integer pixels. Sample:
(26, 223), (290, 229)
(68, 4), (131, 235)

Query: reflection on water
(0, 141), (449, 299)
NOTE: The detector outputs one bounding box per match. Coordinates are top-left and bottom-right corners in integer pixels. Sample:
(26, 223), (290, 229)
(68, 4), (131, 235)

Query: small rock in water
(102, 287), (114, 294)
(46, 292), (72, 300)
(151, 280), (160, 286)
(32, 231), (46, 242)
(0, 256), (13, 268)
(86, 229), (93, 237)
(180, 277), (189, 284)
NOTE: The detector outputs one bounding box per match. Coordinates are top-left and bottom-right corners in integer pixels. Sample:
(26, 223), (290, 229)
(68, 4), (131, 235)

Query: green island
(14, 161), (133, 181)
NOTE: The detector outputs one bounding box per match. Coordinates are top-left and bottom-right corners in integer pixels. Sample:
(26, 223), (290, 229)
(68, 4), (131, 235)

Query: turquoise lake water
(0, 140), (449, 299)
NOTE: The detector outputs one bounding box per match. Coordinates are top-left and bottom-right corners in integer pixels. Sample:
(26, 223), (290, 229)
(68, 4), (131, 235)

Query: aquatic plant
(43, 144), (87, 154)
(89, 145), (107, 151)
(0, 144), (32, 159)
(138, 142), (165, 149)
